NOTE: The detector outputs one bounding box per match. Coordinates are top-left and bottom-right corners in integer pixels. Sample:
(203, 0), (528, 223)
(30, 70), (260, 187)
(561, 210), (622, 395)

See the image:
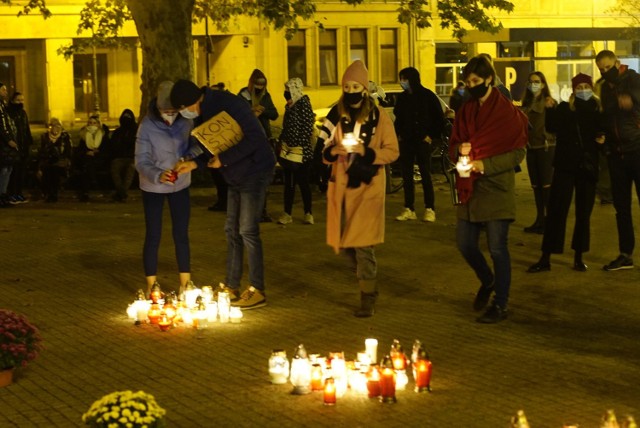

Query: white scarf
(85, 128), (103, 150)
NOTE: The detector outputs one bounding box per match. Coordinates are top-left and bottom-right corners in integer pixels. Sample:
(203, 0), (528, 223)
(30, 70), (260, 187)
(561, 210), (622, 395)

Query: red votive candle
(323, 378), (336, 405)
(379, 367), (396, 403)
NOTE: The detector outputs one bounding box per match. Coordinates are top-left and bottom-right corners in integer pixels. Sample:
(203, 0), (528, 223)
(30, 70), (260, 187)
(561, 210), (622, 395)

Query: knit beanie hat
(170, 79), (203, 109)
(571, 73), (593, 91)
(156, 81), (174, 110)
(342, 60), (369, 90)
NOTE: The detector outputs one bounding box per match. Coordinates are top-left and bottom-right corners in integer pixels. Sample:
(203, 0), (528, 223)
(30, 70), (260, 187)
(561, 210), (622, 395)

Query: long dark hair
(521, 71), (552, 109)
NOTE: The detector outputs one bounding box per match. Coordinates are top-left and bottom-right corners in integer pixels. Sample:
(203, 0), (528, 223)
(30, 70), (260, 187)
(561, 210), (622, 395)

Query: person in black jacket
(0, 83), (18, 208)
(37, 118), (73, 203)
(108, 109), (138, 202)
(527, 73), (606, 273)
(7, 92), (32, 203)
(393, 67), (445, 223)
(596, 50), (640, 271)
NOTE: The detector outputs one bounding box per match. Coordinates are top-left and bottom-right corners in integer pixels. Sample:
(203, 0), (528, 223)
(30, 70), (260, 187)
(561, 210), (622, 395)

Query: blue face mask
(179, 108), (199, 119)
(400, 81), (410, 91)
(575, 89), (593, 101)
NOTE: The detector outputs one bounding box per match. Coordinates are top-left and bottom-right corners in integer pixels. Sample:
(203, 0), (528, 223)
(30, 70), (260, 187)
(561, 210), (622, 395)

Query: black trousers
(399, 139), (434, 210)
(541, 169), (596, 254)
(608, 150), (640, 255)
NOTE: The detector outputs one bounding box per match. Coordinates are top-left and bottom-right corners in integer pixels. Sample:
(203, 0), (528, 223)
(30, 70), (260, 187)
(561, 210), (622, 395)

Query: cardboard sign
(191, 111), (244, 155)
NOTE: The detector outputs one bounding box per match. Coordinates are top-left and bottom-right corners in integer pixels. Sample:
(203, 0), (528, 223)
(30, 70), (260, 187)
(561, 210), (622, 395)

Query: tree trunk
(126, 0), (196, 118)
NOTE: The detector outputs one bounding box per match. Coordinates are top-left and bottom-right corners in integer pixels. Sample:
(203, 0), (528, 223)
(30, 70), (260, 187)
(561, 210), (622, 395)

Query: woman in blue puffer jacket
(135, 81), (196, 296)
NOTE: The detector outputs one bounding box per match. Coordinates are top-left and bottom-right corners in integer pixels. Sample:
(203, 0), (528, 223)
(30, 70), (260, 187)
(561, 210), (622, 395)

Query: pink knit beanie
(342, 60), (369, 89)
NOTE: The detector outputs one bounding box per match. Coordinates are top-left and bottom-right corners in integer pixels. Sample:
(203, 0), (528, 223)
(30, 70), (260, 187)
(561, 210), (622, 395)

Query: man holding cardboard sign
(171, 79), (276, 310)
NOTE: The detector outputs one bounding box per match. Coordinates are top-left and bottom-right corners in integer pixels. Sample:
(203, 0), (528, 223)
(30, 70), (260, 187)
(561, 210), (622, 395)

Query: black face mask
(468, 82), (489, 99)
(12, 103), (23, 110)
(284, 91), (292, 101)
(254, 87), (264, 95)
(343, 91), (364, 106)
(602, 66), (619, 83)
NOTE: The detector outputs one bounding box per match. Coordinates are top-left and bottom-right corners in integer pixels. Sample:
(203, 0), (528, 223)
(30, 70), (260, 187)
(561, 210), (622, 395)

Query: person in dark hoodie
(171, 79), (276, 310)
(393, 67), (445, 223)
(7, 92), (33, 203)
(108, 109), (138, 202)
(238, 69), (278, 222)
(596, 50), (640, 271)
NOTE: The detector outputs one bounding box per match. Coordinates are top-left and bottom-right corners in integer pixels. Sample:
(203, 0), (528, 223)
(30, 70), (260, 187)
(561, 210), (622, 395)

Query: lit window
(287, 30), (307, 85)
(380, 29), (398, 84)
(320, 29), (338, 86)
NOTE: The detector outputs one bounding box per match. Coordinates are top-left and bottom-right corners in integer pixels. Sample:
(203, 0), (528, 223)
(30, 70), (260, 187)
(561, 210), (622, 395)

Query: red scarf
(449, 89), (528, 204)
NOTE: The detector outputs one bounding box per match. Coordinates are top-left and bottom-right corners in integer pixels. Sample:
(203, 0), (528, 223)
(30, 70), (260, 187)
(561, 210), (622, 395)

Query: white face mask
(527, 82), (542, 94)
(179, 108), (199, 119)
(86, 125), (98, 133)
(575, 89), (593, 101)
(161, 112), (177, 125)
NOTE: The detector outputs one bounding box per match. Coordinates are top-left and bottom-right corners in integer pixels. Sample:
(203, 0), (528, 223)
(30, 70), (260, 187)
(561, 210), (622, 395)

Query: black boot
(527, 252), (551, 273)
(354, 292), (377, 318)
(524, 187), (544, 233)
(573, 251), (587, 271)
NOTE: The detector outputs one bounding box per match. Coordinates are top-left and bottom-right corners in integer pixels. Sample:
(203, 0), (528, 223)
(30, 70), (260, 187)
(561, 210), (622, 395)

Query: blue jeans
(0, 166), (12, 194)
(456, 219), (511, 308)
(225, 168), (273, 291)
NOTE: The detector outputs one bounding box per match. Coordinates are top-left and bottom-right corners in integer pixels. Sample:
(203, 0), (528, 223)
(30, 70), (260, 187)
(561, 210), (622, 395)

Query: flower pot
(0, 368), (14, 388)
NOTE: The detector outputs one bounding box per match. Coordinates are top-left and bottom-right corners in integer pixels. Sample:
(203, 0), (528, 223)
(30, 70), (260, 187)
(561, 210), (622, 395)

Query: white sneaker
(395, 208), (417, 221)
(303, 213), (314, 225)
(277, 213), (293, 225)
(423, 208), (436, 222)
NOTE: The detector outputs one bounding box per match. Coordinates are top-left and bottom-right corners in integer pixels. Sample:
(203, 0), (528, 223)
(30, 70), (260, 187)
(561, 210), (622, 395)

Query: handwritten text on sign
(191, 111), (244, 155)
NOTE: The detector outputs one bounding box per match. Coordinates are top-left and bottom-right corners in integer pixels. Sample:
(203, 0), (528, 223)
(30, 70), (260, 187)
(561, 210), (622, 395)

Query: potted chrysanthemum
(0, 309), (44, 387)
(82, 390), (166, 427)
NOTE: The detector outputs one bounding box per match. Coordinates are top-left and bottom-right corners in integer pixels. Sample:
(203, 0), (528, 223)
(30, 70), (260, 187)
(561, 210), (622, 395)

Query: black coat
(597, 66), (640, 153)
(394, 86), (445, 142)
(545, 98), (604, 175)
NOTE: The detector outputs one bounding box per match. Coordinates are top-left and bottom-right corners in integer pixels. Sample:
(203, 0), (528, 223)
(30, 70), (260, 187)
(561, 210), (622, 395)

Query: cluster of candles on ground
(510, 409), (637, 428)
(268, 338), (432, 405)
(126, 281), (243, 331)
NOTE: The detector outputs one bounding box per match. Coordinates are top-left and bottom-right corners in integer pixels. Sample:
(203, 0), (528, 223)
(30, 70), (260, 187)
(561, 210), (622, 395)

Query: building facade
(0, 0), (633, 128)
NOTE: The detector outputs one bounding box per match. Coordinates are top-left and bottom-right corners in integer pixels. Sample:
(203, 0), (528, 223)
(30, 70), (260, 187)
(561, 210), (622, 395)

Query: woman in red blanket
(449, 55), (528, 323)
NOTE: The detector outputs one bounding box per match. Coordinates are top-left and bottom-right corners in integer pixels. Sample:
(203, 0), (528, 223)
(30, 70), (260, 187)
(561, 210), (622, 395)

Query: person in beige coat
(322, 60), (399, 317)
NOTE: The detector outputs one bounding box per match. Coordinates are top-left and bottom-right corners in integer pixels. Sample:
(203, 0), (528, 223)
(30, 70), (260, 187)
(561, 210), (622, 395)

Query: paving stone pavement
(0, 172), (639, 428)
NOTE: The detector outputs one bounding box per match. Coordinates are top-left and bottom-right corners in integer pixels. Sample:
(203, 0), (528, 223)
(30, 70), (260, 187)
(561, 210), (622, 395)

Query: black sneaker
(473, 281), (494, 312)
(476, 304), (508, 324)
(603, 255), (634, 271)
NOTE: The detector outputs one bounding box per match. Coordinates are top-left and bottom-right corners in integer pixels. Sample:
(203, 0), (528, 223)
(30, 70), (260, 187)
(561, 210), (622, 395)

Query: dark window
(498, 41), (533, 58)
(287, 30), (307, 85)
(380, 29), (398, 84)
(73, 53), (108, 114)
(556, 41), (594, 59)
(319, 29), (338, 86)
(350, 29), (368, 68)
(435, 43), (469, 63)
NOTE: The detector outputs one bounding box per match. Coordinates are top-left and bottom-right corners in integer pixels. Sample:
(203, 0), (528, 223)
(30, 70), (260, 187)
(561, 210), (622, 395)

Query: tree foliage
(0, 0), (51, 18)
(609, 0), (640, 39)
(11, 0), (515, 50)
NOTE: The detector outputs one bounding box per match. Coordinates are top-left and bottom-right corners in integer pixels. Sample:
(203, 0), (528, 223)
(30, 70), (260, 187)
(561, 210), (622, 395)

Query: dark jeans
(608, 150), (640, 255)
(456, 219), (511, 308)
(210, 168), (228, 206)
(77, 155), (107, 196)
(41, 165), (67, 199)
(225, 168), (273, 291)
(526, 146), (555, 187)
(399, 139), (434, 210)
(8, 156), (28, 196)
(283, 163), (312, 215)
(542, 169), (596, 254)
(142, 188), (191, 276)
(111, 158), (136, 200)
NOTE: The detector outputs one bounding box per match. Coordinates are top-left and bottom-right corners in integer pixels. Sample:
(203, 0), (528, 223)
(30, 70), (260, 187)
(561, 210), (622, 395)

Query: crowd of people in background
(2, 48), (639, 324)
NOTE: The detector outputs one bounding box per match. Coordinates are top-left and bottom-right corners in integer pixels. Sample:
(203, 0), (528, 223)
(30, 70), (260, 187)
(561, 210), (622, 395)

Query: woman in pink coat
(322, 60), (399, 317)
